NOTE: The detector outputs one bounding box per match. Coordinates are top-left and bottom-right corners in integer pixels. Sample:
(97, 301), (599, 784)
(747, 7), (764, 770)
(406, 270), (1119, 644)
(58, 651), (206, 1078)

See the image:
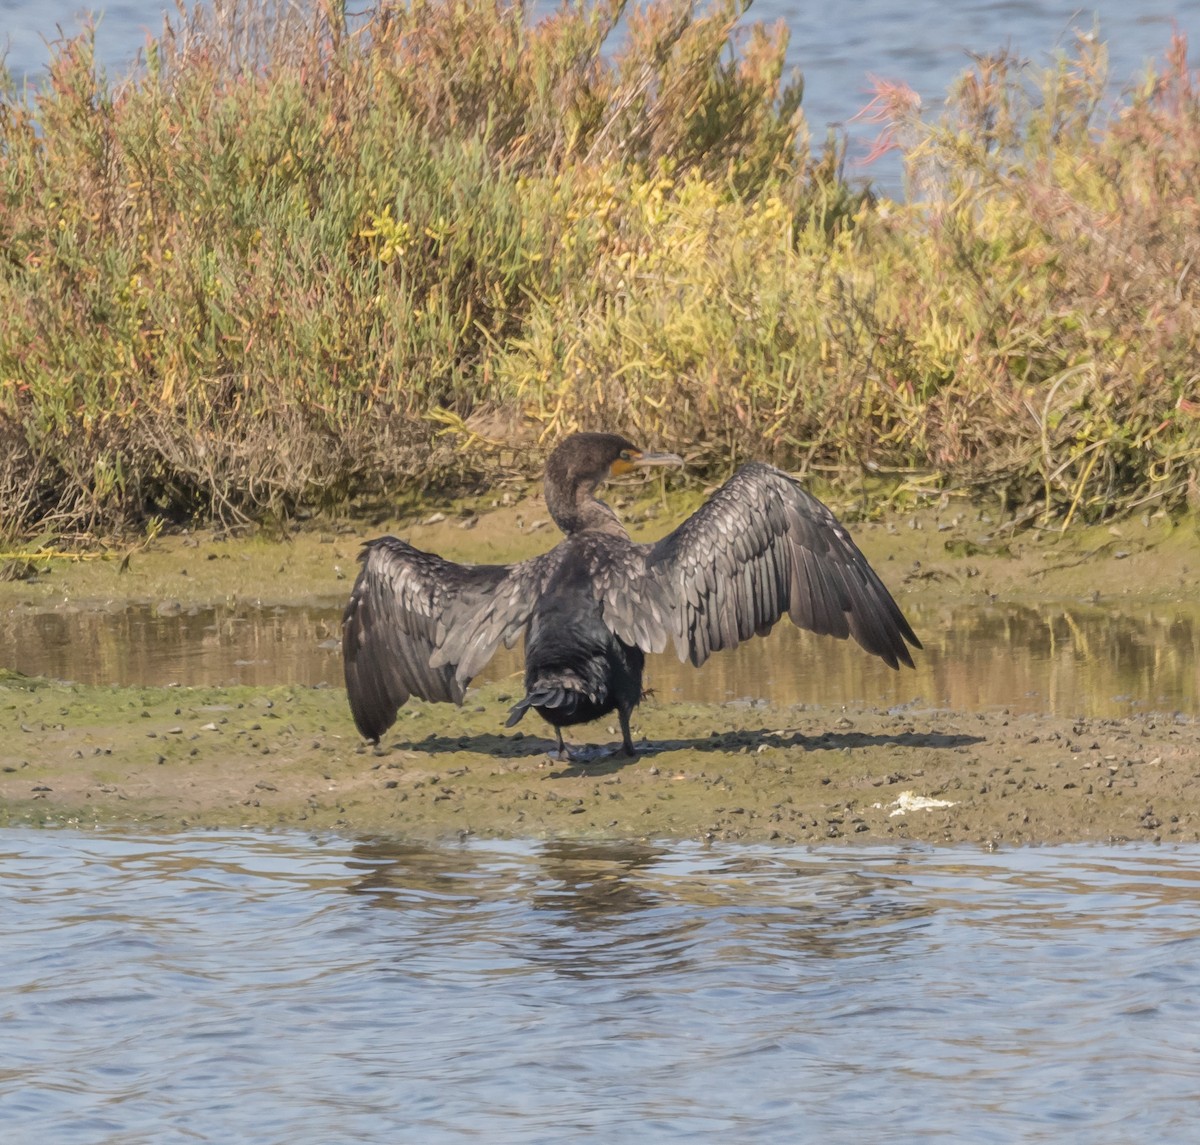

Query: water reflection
(346, 838), (686, 980)
(343, 837), (934, 976)
(2, 598), (1199, 717)
(1, 601), (345, 688)
(530, 840), (666, 925)
(5, 830), (1200, 1143)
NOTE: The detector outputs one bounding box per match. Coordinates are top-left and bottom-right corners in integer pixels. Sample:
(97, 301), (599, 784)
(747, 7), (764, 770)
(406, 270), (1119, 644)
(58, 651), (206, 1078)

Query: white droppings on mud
(881, 790), (958, 816)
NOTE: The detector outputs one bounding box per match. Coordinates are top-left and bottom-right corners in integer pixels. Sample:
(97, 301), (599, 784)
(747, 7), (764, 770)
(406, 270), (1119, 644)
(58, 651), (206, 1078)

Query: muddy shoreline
(3, 496), (1199, 845)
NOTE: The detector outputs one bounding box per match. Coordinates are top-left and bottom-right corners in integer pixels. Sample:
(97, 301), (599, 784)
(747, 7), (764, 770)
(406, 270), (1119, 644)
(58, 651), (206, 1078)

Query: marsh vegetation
(2, 0), (1198, 542)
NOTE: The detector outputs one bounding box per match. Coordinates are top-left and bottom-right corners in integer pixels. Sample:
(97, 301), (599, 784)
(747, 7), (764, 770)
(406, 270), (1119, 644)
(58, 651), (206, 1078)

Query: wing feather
(341, 537), (552, 743)
(641, 462), (920, 670)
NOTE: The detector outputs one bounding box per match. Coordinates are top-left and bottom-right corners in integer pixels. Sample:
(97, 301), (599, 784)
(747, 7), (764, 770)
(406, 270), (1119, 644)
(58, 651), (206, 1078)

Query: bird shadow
(381, 727), (985, 778)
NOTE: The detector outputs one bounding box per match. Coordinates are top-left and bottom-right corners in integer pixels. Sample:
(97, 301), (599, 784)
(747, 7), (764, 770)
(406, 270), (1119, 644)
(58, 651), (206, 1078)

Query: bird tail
(505, 683), (586, 726)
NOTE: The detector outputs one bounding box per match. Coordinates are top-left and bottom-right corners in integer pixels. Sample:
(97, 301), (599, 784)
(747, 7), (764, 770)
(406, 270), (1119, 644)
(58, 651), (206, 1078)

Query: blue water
(3, 829), (1200, 1143)
(3, 0), (1198, 192)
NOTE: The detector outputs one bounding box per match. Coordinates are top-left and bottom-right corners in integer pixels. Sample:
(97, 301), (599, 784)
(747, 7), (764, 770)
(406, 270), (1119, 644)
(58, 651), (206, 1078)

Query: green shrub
(1, 3), (1197, 539)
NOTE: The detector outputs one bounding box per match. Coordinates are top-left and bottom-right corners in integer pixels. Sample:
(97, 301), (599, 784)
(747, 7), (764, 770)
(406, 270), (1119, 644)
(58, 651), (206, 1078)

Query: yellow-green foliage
(1, 1), (1198, 539)
(861, 36), (1200, 523)
(0, 0), (827, 535)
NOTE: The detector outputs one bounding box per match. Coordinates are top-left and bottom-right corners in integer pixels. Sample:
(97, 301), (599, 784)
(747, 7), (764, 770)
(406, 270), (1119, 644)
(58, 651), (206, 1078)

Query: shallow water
(3, 598), (1198, 718)
(2, 829), (1199, 1143)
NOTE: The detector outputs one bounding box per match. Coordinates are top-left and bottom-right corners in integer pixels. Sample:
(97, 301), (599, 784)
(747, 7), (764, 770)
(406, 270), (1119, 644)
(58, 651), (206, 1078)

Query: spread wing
(638, 462), (920, 669)
(341, 537), (553, 743)
(581, 533), (675, 657)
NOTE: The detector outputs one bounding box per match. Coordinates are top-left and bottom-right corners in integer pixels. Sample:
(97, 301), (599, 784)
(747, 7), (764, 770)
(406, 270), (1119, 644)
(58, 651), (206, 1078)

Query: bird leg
(618, 706), (637, 757)
(548, 717), (638, 764)
(552, 727), (572, 763)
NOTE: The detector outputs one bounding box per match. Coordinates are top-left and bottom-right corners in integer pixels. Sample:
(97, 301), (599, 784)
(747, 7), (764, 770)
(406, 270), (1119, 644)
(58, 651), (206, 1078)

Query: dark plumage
(342, 432), (921, 759)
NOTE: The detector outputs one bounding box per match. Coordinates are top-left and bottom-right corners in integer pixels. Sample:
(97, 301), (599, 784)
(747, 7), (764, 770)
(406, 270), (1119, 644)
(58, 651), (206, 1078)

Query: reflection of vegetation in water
(3, 600), (1197, 717)
(642, 603), (1200, 718)
(915, 605), (1200, 718)
(0, 604), (344, 688)
(2, 2), (1198, 537)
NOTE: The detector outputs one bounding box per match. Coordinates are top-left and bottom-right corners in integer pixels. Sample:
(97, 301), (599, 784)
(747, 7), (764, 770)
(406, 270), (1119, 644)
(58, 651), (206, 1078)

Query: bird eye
(619, 450), (633, 461)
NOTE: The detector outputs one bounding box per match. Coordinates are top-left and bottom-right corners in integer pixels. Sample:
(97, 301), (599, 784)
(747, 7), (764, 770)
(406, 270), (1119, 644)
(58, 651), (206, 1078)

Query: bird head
(543, 433), (683, 535)
(548, 432), (683, 483)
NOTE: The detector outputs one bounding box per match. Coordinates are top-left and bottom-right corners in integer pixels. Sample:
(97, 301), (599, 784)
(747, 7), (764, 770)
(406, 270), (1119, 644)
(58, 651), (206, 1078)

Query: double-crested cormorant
(342, 432), (920, 758)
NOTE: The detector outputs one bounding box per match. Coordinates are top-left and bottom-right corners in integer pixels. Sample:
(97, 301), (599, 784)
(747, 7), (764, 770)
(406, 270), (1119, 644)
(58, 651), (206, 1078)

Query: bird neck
(546, 478), (628, 538)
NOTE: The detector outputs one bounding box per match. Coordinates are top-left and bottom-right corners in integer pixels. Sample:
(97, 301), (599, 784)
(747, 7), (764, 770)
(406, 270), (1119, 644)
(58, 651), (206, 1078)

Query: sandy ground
(3, 489), (1199, 845)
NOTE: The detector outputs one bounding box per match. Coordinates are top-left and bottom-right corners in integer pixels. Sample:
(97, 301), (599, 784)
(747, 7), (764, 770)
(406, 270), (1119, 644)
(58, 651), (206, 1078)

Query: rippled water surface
(3, 830), (1200, 1143)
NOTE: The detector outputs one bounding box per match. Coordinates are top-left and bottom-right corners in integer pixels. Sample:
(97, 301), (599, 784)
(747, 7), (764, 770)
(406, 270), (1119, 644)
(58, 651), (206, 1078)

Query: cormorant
(342, 432), (920, 759)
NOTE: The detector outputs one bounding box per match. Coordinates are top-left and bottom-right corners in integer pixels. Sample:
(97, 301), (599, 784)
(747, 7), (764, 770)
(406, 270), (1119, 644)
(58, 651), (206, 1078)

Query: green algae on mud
(2, 483), (1197, 616)
(3, 673), (1200, 847)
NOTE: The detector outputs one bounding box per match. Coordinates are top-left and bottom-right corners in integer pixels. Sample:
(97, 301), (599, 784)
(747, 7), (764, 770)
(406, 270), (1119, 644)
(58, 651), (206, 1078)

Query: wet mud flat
(2, 675), (1198, 846)
(2, 499), (1200, 845)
